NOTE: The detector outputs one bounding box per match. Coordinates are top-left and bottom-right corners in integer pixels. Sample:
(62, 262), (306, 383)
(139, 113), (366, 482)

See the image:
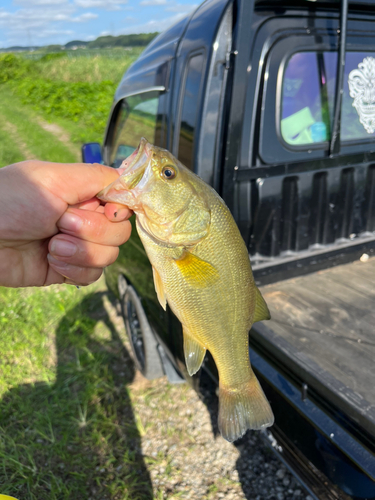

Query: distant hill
(0, 32), (158, 53)
(65, 40), (89, 49)
(0, 46), (39, 52)
(87, 33), (158, 49)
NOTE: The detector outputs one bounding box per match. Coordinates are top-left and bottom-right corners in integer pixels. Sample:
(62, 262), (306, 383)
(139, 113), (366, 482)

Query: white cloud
(0, 6), (76, 32)
(0, 0), (199, 49)
(0, 4), (95, 46)
(140, 0), (167, 5)
(74, 0), (128, 9)
(53, 14), (70, 20)
(116, 3), (197, 35)
(71, 12), (98, 22)
(0, 4), (96, 35)
(139, 0), (197, 11)
(166, 3), (198, 13)
(67, 33), (97, 41)
(14, 0), (69, 6)
(36, 29), (74, 38)
(119, 12), (185, 34)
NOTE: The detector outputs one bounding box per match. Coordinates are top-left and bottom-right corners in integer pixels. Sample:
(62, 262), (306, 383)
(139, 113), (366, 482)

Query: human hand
(0, 161), (132, 288)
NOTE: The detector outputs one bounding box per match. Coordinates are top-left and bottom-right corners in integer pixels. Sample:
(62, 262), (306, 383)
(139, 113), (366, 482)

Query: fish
(97, 138), (274, 442)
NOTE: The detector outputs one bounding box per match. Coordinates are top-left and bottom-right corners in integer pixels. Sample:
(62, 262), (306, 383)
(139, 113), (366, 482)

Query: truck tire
(119, 279), (164, 380)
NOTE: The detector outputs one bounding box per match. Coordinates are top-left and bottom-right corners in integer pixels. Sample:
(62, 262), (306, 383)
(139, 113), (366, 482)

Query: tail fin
(218, 376), (274, 442)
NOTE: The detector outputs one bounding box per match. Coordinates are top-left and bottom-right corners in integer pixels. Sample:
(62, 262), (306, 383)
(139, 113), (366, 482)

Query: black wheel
(119, 277), (164, 380)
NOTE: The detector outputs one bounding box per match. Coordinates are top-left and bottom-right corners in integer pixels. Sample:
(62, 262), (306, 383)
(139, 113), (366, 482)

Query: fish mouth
(97, 137), (151, 205)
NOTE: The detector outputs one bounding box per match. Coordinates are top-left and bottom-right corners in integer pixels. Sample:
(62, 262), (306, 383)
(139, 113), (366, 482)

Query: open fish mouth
(97, 138), (151, 203)
(119, 137), (148, 176)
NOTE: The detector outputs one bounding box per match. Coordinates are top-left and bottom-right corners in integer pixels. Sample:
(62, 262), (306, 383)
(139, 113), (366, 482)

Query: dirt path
(0, 116), (36, 161)
(35, 117), (81, 161)
(0, 112), (81, 164)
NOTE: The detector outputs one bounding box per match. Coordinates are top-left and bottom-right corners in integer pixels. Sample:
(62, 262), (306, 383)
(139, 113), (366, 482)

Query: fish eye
(161, 165), (176, 180)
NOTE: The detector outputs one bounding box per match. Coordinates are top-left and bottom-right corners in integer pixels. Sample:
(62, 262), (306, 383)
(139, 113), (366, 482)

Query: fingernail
(117, 208), (131, 220)
(47, 254), (68, 269)
(50, 239), (77, 257)
(58, 212), (83, 232)
(112, 208), (130, 221)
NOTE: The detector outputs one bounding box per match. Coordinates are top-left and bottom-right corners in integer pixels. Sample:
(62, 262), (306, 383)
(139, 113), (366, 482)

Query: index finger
(71, 198), (132, 221)
(104, 203), (133, 221)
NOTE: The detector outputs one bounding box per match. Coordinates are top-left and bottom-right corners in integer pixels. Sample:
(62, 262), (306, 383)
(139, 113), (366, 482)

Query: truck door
(170, 0), (233, 188)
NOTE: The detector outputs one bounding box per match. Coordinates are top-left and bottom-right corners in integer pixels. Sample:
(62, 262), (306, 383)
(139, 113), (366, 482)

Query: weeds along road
(0, 50), (309, 500)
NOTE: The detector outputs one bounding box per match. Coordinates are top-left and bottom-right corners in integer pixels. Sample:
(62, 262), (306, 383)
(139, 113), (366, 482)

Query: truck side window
(109, 91), (161, 168)
(178, 54), (204, 170)
(281, 51), (375, 146)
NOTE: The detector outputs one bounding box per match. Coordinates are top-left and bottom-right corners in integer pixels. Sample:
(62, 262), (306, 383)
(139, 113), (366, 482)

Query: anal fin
(183, 328), (206, 376)
(253, 286), (271, 322)
(152, 266), (167, 311)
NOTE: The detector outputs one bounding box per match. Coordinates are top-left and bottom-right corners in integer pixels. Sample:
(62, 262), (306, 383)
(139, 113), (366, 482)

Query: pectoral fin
(175, 251), (219, 288)
(183, 328), (206, 376)
(152, 266), (167, 310)
(253, 287), (271, 322)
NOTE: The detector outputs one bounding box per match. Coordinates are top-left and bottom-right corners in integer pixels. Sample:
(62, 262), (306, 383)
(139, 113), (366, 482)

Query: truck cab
(84, 0), (375, 497)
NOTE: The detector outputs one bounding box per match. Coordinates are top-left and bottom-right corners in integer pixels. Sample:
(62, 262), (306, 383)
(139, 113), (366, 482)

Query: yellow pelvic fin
(218, 375), (274, 442)
(183, 328), (206, 376)
(175, 251), (219, 288)
(152, 266), (167, 311)
(253, 286), (271, 322)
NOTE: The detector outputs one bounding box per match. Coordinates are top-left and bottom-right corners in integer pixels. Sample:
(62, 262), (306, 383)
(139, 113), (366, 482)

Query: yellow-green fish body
(98, 138), (274, 441)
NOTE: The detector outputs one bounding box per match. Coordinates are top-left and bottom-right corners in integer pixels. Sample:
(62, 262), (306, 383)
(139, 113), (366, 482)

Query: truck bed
(256, 256), (375, 436)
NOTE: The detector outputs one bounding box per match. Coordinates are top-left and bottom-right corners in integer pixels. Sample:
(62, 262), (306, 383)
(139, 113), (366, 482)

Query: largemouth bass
(97, 138), (274, 442)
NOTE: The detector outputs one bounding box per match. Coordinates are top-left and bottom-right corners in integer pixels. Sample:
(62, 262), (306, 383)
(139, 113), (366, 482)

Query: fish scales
(140, 198), (251, 383)
(97, 138), (274, 442)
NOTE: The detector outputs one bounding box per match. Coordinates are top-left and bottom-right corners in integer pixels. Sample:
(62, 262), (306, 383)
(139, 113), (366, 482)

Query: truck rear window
(281, 52), (375, 146)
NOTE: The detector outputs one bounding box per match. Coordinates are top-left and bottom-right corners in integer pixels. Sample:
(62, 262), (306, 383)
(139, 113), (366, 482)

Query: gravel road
(106, 295), (312, 500)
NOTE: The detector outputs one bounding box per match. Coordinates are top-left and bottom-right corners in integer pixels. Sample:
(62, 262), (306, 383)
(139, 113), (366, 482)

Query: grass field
(0, 49), (158, 500)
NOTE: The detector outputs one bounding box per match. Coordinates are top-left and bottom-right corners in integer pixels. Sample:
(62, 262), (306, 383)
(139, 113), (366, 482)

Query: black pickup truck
(83, 0), (375, 498)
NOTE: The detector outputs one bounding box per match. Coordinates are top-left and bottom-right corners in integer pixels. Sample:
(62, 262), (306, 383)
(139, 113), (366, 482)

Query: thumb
(36, 161), (121, 206)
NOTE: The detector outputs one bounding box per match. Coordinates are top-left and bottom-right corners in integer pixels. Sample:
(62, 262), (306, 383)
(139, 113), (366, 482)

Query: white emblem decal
(348, 56), (375, 134)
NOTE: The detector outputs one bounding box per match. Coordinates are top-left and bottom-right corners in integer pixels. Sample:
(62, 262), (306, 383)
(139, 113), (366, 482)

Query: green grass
(0, 49), (141, 145)
(0, 126), (24, 167)
(0, 87), (78, 163)
(35, 49), (143, 84)
(0, 281), (153, 499)
(0, 48), (157, 499)
(13, 77), (116, 144)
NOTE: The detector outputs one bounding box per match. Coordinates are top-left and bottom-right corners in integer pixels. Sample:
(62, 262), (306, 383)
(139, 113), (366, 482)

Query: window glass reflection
(178, 54), (204, 170)
(110, 92), (160, 167)
(281, 51), (375, 146)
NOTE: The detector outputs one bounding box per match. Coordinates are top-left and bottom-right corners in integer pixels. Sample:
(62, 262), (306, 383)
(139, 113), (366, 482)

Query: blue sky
(0, 0), (200, 48)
